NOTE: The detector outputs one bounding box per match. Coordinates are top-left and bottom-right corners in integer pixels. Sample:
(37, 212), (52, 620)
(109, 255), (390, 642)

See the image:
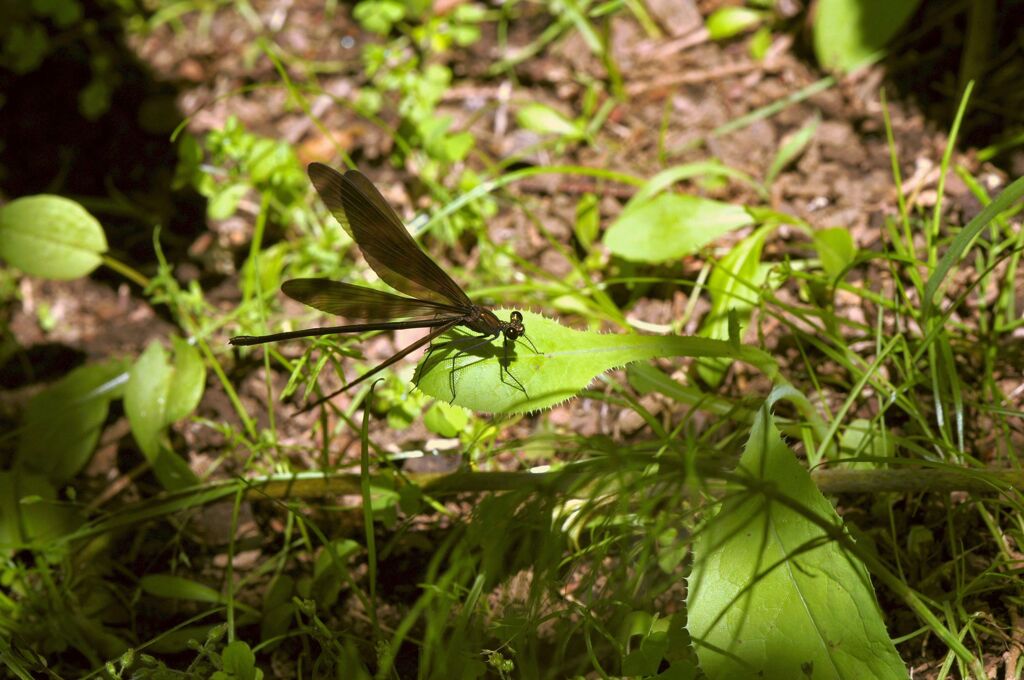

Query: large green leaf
(687, 392), (905, 679)
(605, 193), (753, 263)
(414, 311), (778, 413)
(17, 358), (130, 485)
(814, 0), (923, 71)
(165, 336), (207, 422)
(124, 339), (205, 490)
(0, 195), (108, 279)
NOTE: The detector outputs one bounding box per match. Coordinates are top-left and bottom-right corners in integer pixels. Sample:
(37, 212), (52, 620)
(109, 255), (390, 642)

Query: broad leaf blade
(17, 359), (130, 485)
(813, 227), (857, 282)
(605, 193), (753, 263)
(687, 398), (905, 679)
(165, 337), (206, 423)
(415, 311), (778, 414)
(124, 340), (200, 490)
(0, 195), (108, 279)
(814, 0), (922, 71)
(125, 341), (171, 463)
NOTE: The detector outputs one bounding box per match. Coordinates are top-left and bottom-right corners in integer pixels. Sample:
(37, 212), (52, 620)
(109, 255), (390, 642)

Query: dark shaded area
(0, 343), (86, 388)
(882, 0), (1024, 172)
(0, 0), (206, 273)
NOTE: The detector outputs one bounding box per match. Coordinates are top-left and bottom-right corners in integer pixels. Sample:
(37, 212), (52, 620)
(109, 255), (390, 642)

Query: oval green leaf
(706, 6), (764, 40)
(814, 0), (922, 71)
(0, 194), (108, 279)
(604, 193), (753, 263)
(516, 103), (584, 139)
(125, 341), (172, 463)
(813, 226), (857, 282)
(17, 358), (130, 485)
(414, 311), (778, 414)
(124, 339), (202, 490)
(687, 394), (906, 678)
(165, 337), (206, 423)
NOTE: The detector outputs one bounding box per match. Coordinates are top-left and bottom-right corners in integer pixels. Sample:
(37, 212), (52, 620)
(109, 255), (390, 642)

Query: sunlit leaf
(814, 0), (922, 71)
(423, 401), (469, 437)
(813, 227), (857, 282)
(0, 194), (108, 279)
(124, 339), (203, 490)
(697, 225), (778, 386)
(687, 394), (905, 678)
(125, 342), (171, 463)
(165, 337), (206, 423)
(415, 311), (778, 414)
(706, 6), (764, 40)
(605, 193), (753, 263)
(516, 103), (584, 139)
(208, 183), (249, 220)
(17, 358), (130, 485)
(353, 0), (405, 35)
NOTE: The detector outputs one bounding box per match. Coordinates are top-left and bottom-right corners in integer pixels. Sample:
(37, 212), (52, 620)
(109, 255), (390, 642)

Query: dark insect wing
(307, 163), (473, 308)
(281, 279), (463, 322)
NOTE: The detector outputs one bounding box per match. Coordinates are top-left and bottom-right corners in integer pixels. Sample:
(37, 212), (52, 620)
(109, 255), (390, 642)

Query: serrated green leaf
(17, 359), (130, 485)
(605, 193), (753, 263)
(814, 0), (922, 71)
(687, 395), (905, 679)
(0, 195), (107, 279)
(516, 103), (584, 139)
(414, 311), (778, 414)
(706, 6), (764, 40)
(813, 227), (857, 281)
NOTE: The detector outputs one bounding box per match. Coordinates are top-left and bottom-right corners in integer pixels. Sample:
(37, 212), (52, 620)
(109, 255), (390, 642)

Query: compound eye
(511, 311), (523, 323)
